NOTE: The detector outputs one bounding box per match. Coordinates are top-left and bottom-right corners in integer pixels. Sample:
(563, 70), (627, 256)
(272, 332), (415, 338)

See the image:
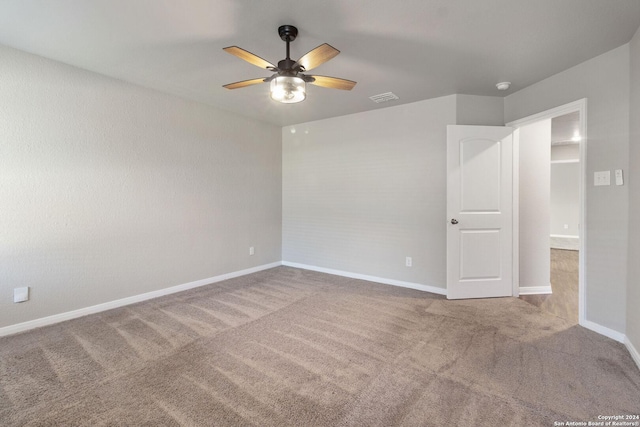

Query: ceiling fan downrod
(278, 25), (299, 73)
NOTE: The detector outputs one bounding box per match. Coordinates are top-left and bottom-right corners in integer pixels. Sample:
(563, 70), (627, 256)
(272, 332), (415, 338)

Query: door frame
(506, 98), (587, 325)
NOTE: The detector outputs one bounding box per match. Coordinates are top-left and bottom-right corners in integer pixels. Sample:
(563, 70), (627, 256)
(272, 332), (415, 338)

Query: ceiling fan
(222, 25), (356, 104)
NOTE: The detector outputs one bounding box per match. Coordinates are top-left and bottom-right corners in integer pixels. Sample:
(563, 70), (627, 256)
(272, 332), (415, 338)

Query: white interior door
(447, 125), (514, 299)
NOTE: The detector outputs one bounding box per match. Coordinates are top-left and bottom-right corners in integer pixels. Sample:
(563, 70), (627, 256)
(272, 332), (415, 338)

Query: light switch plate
(594, 171), (610, 186)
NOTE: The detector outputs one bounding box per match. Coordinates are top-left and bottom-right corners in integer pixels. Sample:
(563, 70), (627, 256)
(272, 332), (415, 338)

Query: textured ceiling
(0, 0), (639, 126)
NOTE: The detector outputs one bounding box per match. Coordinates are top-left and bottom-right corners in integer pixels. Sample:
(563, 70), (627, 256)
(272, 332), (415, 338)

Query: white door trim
(506, 98), (587, 326)
(512, 128), (520, 297)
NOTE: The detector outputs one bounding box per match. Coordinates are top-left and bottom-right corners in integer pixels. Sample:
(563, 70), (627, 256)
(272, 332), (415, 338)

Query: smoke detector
(496, 82), (511, 91)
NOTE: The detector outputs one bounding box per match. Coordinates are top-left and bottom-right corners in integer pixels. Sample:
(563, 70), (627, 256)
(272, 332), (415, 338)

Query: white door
(447, 125), (514, 299)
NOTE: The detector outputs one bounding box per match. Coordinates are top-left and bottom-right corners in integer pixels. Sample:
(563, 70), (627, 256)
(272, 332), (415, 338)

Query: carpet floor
(1, 267), (638, 426)
(520, 249), (579, 324)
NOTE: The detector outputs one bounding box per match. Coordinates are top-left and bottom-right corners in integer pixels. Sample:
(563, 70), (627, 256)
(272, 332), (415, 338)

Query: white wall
(550, 162), (580, 237)
(550, 144), (580, 238)
(455, 94), (504, 126)
(0, 45), (282, 329)
(550, 144), (580, 162)
(518, 120), (552, 289)
(505, 44), (630, 333)
(627, 26), (640, 355)
(283, 95), (457, 289)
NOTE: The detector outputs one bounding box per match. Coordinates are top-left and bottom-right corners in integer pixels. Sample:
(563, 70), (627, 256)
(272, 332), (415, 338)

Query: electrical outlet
(249, 246), (255, 256)
(14, 287), (29, 303)
(405, 257), (412, 267)
(563, 224), (569, 230)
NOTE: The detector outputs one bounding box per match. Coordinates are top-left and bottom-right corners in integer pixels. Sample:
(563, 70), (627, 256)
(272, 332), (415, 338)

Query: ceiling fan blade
(309, 75), (357, 91)
(223, 46), (276, 69)
(294, 43), (340, 71)
(223, 78), (267, 90)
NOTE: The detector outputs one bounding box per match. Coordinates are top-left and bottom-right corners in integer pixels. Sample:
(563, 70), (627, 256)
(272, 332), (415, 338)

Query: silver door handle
(451, 218), (458, 224)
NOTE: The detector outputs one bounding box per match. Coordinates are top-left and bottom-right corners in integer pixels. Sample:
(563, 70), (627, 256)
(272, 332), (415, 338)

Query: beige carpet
(520, 249), (579, 323)
(1, 267), (638, 426)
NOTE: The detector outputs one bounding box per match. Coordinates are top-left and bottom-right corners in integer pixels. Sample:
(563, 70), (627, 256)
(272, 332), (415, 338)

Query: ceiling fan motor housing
(277, 58), (299, 74)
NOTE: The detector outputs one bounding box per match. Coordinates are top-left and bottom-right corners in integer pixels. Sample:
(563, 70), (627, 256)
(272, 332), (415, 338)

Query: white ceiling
(0, 0), (639, 126)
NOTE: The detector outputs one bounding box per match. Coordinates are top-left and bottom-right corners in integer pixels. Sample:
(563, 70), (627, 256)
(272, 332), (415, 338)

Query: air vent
(369, 92), (399, 103)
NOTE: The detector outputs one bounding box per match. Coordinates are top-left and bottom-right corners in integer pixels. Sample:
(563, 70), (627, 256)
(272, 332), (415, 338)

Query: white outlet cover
(14, 287), (29, 303)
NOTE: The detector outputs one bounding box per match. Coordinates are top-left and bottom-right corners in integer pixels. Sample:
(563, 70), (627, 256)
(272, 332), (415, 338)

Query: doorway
(507, 99), (586, 325)
(520, 112), (581, 323)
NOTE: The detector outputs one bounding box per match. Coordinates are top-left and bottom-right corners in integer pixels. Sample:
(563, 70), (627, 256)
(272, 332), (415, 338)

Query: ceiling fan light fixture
(223, 25), (355, 102)
(270, 76), (306, 103)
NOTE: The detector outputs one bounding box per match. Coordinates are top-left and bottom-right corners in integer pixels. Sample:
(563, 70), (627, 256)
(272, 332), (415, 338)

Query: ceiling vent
(369, 92), (399, 103)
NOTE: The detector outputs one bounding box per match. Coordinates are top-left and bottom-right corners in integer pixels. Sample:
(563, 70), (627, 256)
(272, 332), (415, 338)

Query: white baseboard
(281, 261), (446, 296)
(580, 319), (625, 343)
(0, 262), (282, 338)
(550, 235), (580, 250)
(624, 336), (640, 371)
(5, 259), (635, 367)
(519, 285), (553, 295)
